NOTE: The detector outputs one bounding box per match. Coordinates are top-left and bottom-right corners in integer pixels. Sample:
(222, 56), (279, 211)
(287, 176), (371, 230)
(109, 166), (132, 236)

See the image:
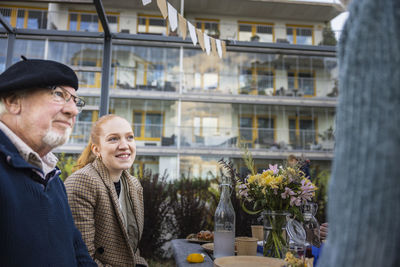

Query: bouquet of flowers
(237, 163), (316, 216)
(236, 151), (317, 258)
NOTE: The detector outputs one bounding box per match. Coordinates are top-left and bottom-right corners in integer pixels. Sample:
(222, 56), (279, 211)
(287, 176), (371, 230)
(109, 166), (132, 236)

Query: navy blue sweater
(0, 130), (97, 267)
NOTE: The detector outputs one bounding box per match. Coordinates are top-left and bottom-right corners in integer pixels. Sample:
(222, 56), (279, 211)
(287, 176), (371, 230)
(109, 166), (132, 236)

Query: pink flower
(290, 196), (302, 206)
(281, 187), (295, 199)
(297, 179), (315, 203)
(268, 164), (279, 174)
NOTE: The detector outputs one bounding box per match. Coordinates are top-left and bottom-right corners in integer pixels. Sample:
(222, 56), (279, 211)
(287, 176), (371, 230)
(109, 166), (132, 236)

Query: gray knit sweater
(318, 0), (400, 266)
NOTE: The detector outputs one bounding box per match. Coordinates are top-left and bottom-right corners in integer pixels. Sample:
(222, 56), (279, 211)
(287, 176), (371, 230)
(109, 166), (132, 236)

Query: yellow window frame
(237, 21), (275, 42)
(239, 114), (276, 146)
(137, 14), (167, 34)
(286, 24), (314, 45)
(133, 159), (159, 178)
(288, 116), (319, 143)
(67, 10), (120, 32)
(287, 69), (316, 97)
(0, 5), (47, 28)
(132, 110), (165, 141)
(238, 66), (275, 95)
(195, 18), (220, 33)
(192, 114), (220, 141)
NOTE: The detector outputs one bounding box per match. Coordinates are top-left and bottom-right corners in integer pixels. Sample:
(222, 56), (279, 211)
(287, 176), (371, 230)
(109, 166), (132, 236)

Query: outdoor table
(171, 239), (213, 267)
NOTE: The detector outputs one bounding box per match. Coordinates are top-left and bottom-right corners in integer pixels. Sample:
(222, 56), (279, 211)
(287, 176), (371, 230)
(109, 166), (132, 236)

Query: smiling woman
(64, 114), (148, 267)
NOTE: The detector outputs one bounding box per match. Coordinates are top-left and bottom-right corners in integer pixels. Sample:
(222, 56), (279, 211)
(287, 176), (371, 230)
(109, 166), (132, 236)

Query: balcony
(62, 122), (334, 155)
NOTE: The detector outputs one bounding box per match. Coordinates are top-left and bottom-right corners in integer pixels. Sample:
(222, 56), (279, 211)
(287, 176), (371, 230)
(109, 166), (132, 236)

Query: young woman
(65, 114), (147, 267)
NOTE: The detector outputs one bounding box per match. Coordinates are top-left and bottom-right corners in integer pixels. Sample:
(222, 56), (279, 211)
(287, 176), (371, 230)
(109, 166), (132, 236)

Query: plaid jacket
(65, 158), (147, 267)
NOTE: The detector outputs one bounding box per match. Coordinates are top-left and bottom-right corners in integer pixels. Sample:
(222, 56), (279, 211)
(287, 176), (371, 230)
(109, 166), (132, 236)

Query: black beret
(0, 58), (78, 95)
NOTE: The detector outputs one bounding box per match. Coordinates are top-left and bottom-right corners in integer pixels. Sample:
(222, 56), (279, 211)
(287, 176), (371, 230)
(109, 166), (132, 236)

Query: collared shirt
(0, 121), (58, 177)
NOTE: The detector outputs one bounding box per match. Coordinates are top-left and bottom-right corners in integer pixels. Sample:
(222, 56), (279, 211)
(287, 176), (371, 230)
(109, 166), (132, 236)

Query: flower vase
(262, 210), (289, 258)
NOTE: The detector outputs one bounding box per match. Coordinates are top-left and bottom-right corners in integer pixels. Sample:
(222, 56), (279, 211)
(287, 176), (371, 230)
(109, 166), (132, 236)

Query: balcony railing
(67, 122), (334, 152)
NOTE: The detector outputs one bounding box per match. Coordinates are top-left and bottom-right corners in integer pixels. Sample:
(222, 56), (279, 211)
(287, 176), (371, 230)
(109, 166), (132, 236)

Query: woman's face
(94, 117), (136, 178)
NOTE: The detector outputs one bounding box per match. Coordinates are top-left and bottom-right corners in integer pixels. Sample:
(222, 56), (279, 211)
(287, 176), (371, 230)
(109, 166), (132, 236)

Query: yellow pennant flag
(210, 37), (218, 57)
(221, 41), (226, 58)
(178, 14), (187, 40)
(157, 0), (168, 19)
(196, 29), (205, 51)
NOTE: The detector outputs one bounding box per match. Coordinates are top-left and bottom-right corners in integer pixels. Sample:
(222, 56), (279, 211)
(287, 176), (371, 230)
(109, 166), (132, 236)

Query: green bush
(56, 153), (77, 181)
(138, 170), (173, 260)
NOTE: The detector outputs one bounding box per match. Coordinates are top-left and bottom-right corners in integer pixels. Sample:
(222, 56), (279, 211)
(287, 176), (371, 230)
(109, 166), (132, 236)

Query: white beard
(42, 127), (72, 148)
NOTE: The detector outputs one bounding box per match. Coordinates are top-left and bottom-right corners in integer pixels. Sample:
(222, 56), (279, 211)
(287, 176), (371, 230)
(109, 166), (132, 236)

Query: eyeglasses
(48, 86), (86, 113)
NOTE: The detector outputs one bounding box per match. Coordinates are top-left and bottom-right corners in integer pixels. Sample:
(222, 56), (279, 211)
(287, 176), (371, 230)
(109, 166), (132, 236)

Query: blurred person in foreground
(318, 0), (400, 266)
(0, 57), (96, 266)
(65, 114), (148, 267)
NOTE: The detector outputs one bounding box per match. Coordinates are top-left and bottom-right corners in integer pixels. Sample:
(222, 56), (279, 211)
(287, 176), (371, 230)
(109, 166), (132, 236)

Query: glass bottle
(302, 202), (321, 247)
(214, 181), (235, 258)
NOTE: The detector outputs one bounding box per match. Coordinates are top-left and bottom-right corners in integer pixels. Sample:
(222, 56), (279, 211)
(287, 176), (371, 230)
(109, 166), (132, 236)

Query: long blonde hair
(73, 114), (122, 171)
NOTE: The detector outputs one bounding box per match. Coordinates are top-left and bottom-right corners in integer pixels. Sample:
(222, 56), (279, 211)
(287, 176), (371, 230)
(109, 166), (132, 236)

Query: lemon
(186, 253), (205, 263)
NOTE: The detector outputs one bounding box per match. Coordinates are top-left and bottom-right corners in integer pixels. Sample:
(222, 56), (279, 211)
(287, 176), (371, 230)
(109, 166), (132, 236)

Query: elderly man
(0, 57), (97, 266)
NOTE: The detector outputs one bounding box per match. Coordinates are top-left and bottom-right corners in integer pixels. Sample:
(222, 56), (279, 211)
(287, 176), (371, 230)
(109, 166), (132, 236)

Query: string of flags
(142, 0), (227, 58)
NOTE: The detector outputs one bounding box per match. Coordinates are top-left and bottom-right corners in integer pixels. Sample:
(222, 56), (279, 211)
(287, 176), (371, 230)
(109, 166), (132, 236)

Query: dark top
(114, 180), (121, 197)
(0, 129), (96, 267)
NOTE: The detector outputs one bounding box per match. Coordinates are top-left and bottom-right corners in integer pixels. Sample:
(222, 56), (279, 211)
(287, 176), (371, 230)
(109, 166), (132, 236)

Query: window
(0, 6), (47, 29)
(288, 71), (315, 96)
(286, 25), (314, 45)
(195, 18), (220, 37)
(133, 111), (164, 140)
(239, 65), (274, 95)
(68, 11), (119, 32)
(193, 116), (219, 138)
(133, 156), (159, 177)
(194, 67), (219, 90)
(239, 115), (275, 147)
(289, 117), (317, 149)
(238, 21), (274, 42)
(137, 14), (167, 35)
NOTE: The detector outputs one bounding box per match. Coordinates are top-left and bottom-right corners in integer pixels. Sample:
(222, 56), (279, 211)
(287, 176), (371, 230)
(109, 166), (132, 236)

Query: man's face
(17, 86), (79, 155)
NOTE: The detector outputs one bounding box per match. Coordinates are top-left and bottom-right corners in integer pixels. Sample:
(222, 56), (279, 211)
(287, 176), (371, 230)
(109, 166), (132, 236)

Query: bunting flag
(178, 14), (187, 40)
(221, 41), (227, 57)
(210, 37), (217, 57)
(196, 29), (205, 51)
(167, 3), (178, 32)
(149, 0), (227, 59)
(204, 33), (211, 55)
(216, 39), (223, 58)
(142, 0), (151, 6)
(188, 22), (197, 45)
(157, 0), (168, 19)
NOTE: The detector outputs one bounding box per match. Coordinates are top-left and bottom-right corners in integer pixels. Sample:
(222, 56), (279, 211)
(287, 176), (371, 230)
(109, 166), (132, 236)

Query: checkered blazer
(65, 158), (147, 267)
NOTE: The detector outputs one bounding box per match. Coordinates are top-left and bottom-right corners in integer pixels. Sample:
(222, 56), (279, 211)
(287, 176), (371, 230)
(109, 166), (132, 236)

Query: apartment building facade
(0, 0), (343, 179)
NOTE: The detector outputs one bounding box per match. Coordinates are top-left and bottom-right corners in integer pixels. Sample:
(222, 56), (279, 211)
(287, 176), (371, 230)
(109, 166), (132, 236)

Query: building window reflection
(238, 21), (274, 43)
(287, 70), (315, 96)
(0, 6), (47, 29)
(133, 111), (164, 140)
(195, 18), (220, 38)
(137, 14), (167, 35)
(68, 11), (119, 32)
(289, 117), (318, 149)
(286, 25), (314, 45)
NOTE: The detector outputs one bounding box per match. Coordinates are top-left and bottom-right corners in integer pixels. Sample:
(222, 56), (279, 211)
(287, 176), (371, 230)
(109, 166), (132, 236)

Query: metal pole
(99, 36), (112, 116)
(6, 33), (15, 69)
